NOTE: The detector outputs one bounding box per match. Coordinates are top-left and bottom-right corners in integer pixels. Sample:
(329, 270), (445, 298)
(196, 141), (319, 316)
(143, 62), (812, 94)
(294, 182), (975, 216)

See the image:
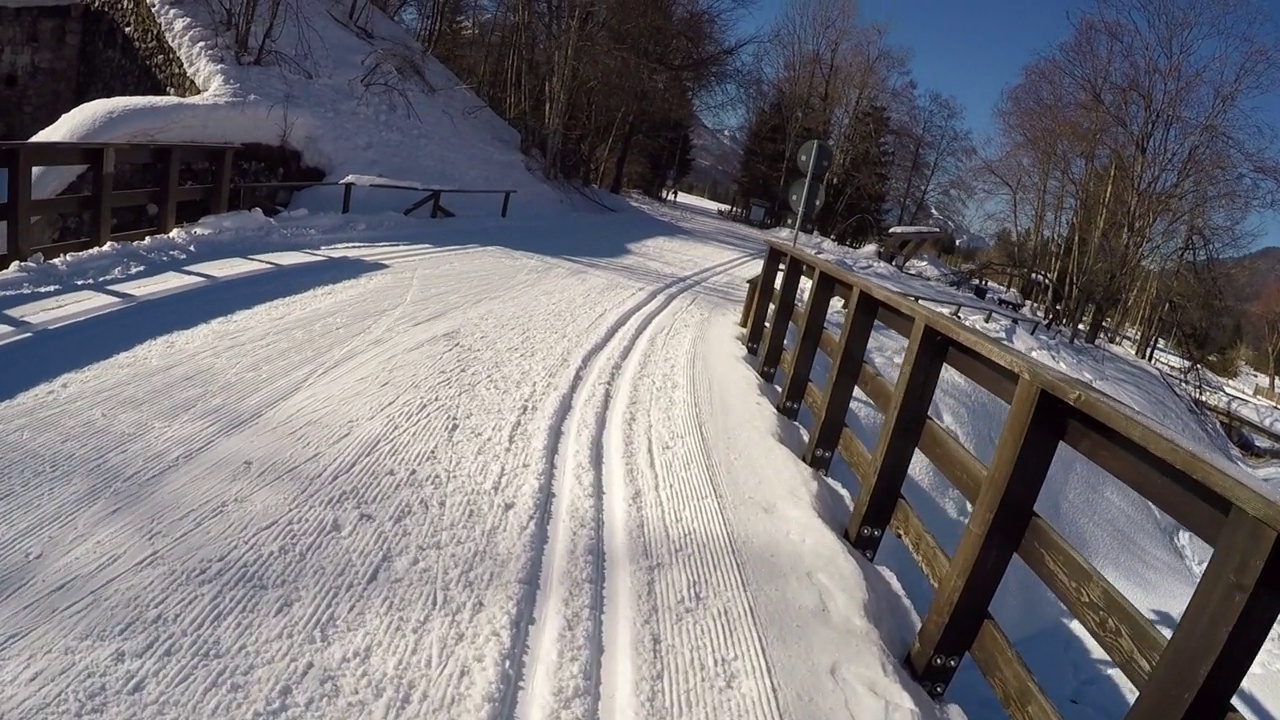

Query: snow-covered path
(0, 204), (948, 719)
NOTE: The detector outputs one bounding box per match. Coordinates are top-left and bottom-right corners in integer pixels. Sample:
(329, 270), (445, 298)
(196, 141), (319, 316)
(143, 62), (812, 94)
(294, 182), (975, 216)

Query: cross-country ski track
(0, 203), (951, 720)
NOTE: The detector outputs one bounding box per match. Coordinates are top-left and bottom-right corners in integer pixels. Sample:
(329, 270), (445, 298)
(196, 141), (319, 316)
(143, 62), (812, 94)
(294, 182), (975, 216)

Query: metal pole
(792, 157), (816, 247)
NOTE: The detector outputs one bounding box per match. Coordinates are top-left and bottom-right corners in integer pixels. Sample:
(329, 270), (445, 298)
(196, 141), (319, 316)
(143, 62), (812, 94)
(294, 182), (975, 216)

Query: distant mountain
(686, 117), (744, 196)
(1225, 245), (1280, 308)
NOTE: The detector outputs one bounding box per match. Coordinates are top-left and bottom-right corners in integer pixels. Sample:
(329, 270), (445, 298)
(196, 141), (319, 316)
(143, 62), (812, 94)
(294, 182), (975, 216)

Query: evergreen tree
(734, 97), (790, 224)
(817, 102), (892, 244)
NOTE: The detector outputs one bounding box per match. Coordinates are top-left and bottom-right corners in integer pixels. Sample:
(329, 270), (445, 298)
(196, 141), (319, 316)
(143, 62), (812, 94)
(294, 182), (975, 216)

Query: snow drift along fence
(741, 238), (1280, 720)
(1, 141), (238, 265)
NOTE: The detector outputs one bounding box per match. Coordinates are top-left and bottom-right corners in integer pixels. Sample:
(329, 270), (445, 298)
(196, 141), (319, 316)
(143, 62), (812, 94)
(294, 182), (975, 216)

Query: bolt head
(946, 656), (960, 668)
(871, 528), (882, 538)
(859, 526), (872, 536)
(932, 683), (946, 696)
(930, 655), (945, 666)
(862, 549), (874, 560)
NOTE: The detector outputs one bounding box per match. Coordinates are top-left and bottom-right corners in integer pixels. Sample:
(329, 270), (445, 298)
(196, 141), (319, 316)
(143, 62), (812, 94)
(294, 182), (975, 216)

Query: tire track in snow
(625, 302), (785, 720)
(508, 252), (756, 720)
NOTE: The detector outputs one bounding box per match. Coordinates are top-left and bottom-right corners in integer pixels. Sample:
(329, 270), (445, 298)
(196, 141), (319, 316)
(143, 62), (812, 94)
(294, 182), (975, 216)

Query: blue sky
(740, 0), (1280, 249)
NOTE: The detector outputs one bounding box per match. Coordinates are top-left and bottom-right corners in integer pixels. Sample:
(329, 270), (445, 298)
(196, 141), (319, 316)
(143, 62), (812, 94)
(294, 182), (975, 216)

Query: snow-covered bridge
(2, 190), (1280, 720)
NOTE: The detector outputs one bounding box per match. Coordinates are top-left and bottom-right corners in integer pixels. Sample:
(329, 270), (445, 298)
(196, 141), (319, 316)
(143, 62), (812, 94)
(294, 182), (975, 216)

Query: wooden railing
(1, 141), (238, 265)
(2, 142), (519, 267)
(741, 239), (1280, 720)
(232, 180), (516, 219)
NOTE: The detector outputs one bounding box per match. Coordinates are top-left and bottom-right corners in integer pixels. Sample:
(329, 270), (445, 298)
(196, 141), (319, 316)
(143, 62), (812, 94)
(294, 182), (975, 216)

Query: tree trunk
(609, 117), (638, 194)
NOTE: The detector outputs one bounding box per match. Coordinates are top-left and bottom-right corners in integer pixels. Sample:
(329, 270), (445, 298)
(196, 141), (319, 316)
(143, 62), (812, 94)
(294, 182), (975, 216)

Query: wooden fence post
(501, 192), (511, 218)
(802, 288), (880, 473)
(3, 146), (32, 261)
(845, 318), (950, 560)
(430, 191), (442, 219)
(744, 246), (784, 356)
(1125, 505), (1280, 719)
(210, 148), (234, 215)
(757, 255), (805, 382)
(777, 271), (836, 419)
(91, 147), (116, 246)
(341, 183), (353, 214)
(739, 275), (761, 329)
(157, 147), (180, 233)
(908, 379), (1066, 697)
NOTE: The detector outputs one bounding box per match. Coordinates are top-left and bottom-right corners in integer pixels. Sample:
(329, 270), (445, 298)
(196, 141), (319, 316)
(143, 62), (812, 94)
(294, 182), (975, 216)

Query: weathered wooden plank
(4, 146), (32, 261)
(29, 193), (93, 216)
(804, 289), (881, 473)
(107, 228), (161, 244)
(157, 148), (180, 233)
(777, 270), (835, 413)
(90, 147), (115, 247)
(739, 274), (761, 328)
(210, 148), (234, 215)
(910, 380), (1066, 695)
(890, 497), (1062, 720)
(174, 185), (214, 202)
(970, 619), (1064, 720)
(758, 255), (805, 382)
(744, 247), (783, 356)
(1019, 516), (1166, 686)
(846, 319), (950, 560)
(1127, 506), (1280, 719)
(946, 343), (1018, 404)
(27, 237), (98, 260)
(109, 189), (163, 208)
(1064, 414), (1228, 544)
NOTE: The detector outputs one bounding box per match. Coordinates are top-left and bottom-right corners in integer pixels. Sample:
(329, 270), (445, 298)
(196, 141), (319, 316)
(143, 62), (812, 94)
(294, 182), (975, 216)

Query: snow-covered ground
(0, 200), (961, 719)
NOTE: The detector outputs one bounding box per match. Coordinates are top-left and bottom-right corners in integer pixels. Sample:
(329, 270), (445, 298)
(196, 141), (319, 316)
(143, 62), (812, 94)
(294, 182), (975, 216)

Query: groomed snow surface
(0, 199), (963, 719)
(5, 194), (1280, 719)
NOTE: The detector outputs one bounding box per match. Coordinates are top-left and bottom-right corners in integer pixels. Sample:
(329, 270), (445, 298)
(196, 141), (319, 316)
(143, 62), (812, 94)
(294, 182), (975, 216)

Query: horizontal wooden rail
(743, 238), (1280, 719)
(2, 141), (521, 266)
(2, 141), (238, 265)
(230, 180), (518, 219)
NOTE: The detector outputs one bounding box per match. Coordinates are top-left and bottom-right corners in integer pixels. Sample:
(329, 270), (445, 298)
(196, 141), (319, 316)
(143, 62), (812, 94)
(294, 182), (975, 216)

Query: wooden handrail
(2, 141), (521, 265)
(742, 238), (1280, 719)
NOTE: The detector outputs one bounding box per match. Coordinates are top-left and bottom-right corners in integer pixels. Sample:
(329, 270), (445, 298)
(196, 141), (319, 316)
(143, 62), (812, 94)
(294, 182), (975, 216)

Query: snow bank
(22, 0), (565, 219)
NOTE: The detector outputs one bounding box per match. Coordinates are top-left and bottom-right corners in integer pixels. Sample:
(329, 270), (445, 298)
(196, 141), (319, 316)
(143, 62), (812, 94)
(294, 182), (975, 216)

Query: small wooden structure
(878, 225), (951, 268)
(740, 238), (1280, 719)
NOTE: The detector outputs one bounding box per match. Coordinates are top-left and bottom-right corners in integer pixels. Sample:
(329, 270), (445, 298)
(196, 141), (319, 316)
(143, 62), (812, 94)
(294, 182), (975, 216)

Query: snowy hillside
(25, 0), (564, 215)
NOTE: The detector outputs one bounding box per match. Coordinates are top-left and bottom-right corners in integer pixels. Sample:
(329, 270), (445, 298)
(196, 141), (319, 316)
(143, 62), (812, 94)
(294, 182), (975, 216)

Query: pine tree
(734, 97), (790, 224)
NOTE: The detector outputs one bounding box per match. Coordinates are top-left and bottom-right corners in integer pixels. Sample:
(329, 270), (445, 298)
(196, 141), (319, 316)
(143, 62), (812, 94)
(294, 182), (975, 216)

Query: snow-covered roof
(887, 225), (944, 235)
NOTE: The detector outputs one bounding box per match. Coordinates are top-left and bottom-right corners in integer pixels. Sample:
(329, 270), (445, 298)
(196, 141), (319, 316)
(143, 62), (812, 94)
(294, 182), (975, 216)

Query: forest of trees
(973, 0), (1280, 383)
(732, 0), (975, 244)
(217, 0), (1280, 385)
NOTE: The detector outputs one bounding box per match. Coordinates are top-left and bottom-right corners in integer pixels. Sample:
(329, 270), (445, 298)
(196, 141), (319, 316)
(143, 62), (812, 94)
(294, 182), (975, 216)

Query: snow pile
(22, 0), (565, 218)
(783, 233), (1280, 716)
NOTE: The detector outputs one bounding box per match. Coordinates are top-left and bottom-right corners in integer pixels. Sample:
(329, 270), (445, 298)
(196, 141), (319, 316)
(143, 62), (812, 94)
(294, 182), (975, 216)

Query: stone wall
(0, 0), (199, 141)
(0, 5), (84, 140)
(83, 0), (199, 99)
